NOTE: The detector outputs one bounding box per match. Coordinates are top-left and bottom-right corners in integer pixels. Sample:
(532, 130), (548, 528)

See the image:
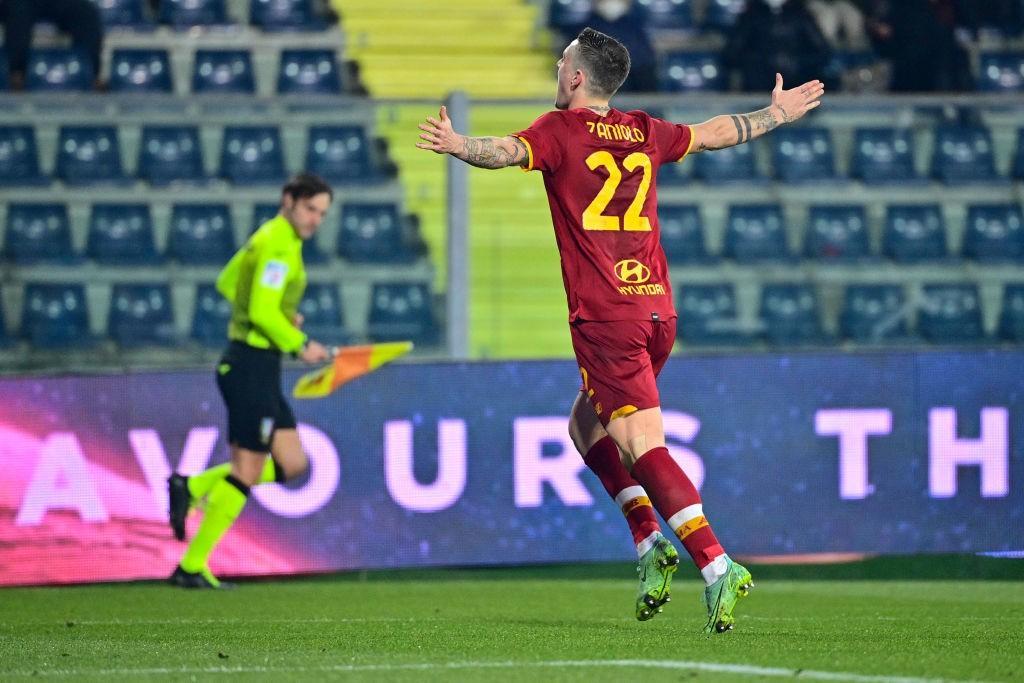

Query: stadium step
(356, 0), (564, 355)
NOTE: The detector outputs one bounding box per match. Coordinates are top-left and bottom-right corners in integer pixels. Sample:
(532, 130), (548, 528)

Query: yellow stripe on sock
(620, 496), (652, 516)
(676, 515), (709, 541)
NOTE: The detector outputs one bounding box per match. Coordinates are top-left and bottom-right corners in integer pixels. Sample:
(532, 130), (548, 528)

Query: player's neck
(570, 98), (612, 117)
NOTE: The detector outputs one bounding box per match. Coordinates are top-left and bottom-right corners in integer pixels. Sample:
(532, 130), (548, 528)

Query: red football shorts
(569, 318), (677, 426)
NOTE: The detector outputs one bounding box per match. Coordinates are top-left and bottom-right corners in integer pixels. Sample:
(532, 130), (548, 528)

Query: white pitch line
(2, 658), (992, 682)
(2, 617), (431, 627)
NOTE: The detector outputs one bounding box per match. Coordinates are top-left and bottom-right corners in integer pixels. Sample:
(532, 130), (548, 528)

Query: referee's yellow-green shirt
(216, 215), (307, 353)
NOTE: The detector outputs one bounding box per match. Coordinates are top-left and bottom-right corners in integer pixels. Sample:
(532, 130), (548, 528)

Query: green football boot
(702, 556), (754, 634)
(635, 533), (680, 621)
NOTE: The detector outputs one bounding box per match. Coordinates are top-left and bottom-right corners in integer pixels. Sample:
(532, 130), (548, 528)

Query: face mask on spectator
(595, 0), (630, 21)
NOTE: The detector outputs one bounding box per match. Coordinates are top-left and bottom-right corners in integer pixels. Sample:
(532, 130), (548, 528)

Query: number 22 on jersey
(582, 151), (652, 232)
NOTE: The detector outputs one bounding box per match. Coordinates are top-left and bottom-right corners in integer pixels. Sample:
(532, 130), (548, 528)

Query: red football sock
(583, 436), (661, 554)
(630, 446), (725, 570)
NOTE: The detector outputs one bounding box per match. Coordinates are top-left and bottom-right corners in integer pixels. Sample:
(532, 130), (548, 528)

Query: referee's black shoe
(168, 565), (235, 590)
(167, 473), (191, 541)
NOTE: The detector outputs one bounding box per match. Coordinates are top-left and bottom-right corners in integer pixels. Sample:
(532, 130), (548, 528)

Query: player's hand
(299, 339), (331, 364)
(416, 106), (462, 155)
(292, 312), (304, 328)
(770, 73), (824, 126)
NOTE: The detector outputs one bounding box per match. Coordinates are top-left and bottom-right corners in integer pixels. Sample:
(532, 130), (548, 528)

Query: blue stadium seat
(804, 205), (870, 261)
(931, 126), (1001, 184)
(167, 204), (236, 264)
(298, 283), (347, 345)
(191, 283), (230, 346)
(251, 203), (326, 263)
(659, 205), (710, 264)
(840, 284), (910, 344)
(251, 203), (279, 230)
(637, 0), (692, 29)
(367, 282), (439, 344)
(548, 0), (591, 29)
(978, 52), (1024, 92)
(252, 0), (325, 30)
(658, 154), (694, 184)
(704, 0), (745, 29)
(339, 203), (416, 263)
(998, 284), (1024, 342)
(192, 50), (256, 94)
(27, 49), (94, 91)
(138, 125), (206, 185)
(0, 125), (47, 186)
(55, 126), (127, 185)
(109, 283), (177, 347)
(760, 283), (829, 346)
(962, 204), (1024, 262)
(278, 49), (342, 94)
(883, 205), (948, 262)
(771, 127), (838, 183)
(109, 49), (173, 93)
(4, 204), (75, 263)
(851, 128), (920, 184)
(21, 283), (92, 348)
(723, 204), (790, 262)
(918, 284), (985, 344)
(1015, 129), (1024, 180)
(693, 142), (762, 183)
(94, 0), (153, 28)
(306, 126), (373, 182)
(159, 0), (228, 27)
(86, 204), (160, 264)
(219, 126), (286, 185)
(677, 283), (752, 346)
(658, 52), (726, 92)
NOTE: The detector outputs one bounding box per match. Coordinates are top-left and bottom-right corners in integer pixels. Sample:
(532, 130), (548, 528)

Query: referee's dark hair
(282, 172), (333, 201)
(574, 27), (631, 99)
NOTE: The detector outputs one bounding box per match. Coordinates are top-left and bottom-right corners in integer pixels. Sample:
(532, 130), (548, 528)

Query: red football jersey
(514, 108), (693, 322)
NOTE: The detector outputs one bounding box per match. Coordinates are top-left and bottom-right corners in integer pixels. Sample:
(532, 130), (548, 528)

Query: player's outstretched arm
(416, 105), (528, 169)
(689, 73), (825, 153)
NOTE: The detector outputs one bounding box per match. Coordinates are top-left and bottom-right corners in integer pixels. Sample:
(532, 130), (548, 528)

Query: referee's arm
(215, 250), (244, 304)
(247, 257), (306, 354)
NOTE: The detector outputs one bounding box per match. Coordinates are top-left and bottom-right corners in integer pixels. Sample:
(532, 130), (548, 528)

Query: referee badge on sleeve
(261, 260), (289, 290)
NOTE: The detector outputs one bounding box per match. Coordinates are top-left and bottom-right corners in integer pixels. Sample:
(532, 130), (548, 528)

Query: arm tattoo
(730, 115), (753, 144)
(458, 136), (524, 169)
(729, 115), (745, 144)
(748, 106), (780, 133)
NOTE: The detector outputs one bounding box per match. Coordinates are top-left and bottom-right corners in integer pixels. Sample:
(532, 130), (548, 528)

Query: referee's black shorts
(215, 341), (296, 451)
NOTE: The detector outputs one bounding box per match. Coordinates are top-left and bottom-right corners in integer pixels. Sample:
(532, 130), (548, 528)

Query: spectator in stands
(864, 0), (973, 92)
(0, 0), (105, 91)
(565, 0), (658, 92)
(806, 0), (869, 51)
(723, 0), (834, 92)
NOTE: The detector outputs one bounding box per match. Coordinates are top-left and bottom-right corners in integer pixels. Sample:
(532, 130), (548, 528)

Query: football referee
(168, 173), (333, 589)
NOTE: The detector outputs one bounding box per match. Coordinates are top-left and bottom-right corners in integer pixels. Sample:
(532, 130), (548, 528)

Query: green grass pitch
(2, 562), (1023, 682)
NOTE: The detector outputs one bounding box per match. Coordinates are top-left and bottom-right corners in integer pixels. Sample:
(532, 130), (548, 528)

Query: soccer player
(167, 173), (334, 589)
(416, 28), (824, 631)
